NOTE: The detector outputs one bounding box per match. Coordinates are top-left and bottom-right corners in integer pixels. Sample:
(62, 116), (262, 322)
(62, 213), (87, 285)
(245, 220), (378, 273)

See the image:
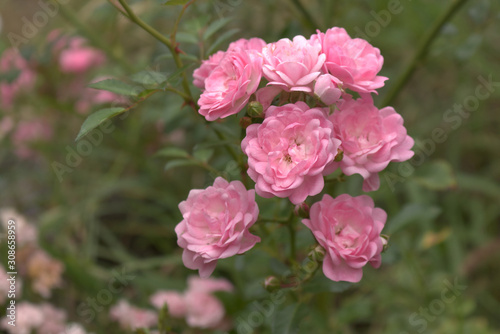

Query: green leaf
(164, 0), (189, 5)
(207, 28), (240, 54)
(164, 159), (200, 171)
(193, 148), (214, 162)
(176, 32), (199, 45)
(386, 203), (441, 234)
(130, 71), (167, 86)
(88, 79), (139, 97)
(76, 107), (126, 141)
(203, 17), (233, 41)
(271, 303), (308, 334)
(155, 147), (190, 159)
(413, 160), (457, 190)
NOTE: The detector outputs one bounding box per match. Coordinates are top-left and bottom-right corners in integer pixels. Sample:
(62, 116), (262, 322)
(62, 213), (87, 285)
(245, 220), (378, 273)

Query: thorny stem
(381, 0), (471, 107)
(115, 0), (194, 105)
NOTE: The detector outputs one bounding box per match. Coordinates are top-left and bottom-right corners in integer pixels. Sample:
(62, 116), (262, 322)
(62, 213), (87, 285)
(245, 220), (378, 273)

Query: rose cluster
(175, 27), (414, 283)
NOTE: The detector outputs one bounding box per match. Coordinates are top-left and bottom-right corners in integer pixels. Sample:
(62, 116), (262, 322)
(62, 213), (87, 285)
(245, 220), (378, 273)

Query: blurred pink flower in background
(11, 118), (53, 159)
(176, 177), (260, 277)
(303, 194), (387, 283)
(26, 249), (64, 298)
(0, 302), (44, 334)
(313, 27), (387, 94)
(109, 299), (157, 330)
(38, 303), (67, 334)
(184, 289), (226, 329)
(262, 35), (325, 93)
(242, 102), (341, 204)
(187, 276), (233, 293)
(150, 291), (187, 317)
(0, 208), (38, 247)
(58, 37), (105, 74)
(329, 96), (414, 191)
(0, 48), (36, 110)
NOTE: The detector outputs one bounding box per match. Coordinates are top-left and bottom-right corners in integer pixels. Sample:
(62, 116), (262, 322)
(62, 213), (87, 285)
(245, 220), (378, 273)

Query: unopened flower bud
(294, 202), (310, 218)
(239, 116), (252, 129)
(381, 234), (389, 252)
(263, 276), (280, 292)
(334, 148), (344, 162)
(308, 245), (326, 263)
(247, 101), (264, 118)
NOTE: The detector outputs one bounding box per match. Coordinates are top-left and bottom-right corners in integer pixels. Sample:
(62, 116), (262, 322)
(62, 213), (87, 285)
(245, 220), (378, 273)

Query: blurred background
(0, 0), (499, 333)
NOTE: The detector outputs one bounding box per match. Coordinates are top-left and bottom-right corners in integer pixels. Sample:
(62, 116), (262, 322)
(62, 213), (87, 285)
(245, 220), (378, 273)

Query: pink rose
(198, 50), (262, 121)
(302, 194), (386, 282)
(150, 291), (186, 318)
(193, 38), (265, 90)
(314, 74), (342, 105)
(110, 300), (157, 330)
(0, 48), (36, 110)
(193, 51), (226, 89)
(329, 96), (414, 191)
(313, 27), (387, 93)
(184, 290), (226, 329)
(59, 38), (105, 74)
(241, 102), (341, 204)
(175, 177), (260, 277)
(262, 36), (325, 93)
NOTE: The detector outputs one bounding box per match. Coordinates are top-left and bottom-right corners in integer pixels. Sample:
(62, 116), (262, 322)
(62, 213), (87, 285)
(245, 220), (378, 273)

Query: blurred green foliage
(0, 0), (499, 333)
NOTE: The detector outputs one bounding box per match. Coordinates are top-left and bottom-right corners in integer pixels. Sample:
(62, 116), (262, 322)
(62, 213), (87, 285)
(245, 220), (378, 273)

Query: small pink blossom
(175, 177), (260, 278)
(110, 300), (157, 330)
(302, 194), (387, 282)
(11, 119), (53, 159)
(329, 96), (414, 191)
(198, 50), (262, 121)
(1, 302), (44, 334)
(314, 74), (342, 105)
(0, 48), (36, 109)
(38, 303), (67, 334)
(241, 102), (341, 204)
(59, 38), (105, 74)
(27, 249), (64, 298)
(184, 290), (226, 329)
(262, 36), (325, 93)
(187, 276), (234, 293)
(150, 291), (186, 317)
(313, 27), (387, 93)
(193, 38), (265, 90)
(0, 208), (38, 246)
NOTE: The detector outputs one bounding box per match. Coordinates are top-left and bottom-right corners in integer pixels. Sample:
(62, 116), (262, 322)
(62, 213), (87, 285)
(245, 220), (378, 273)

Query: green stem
(287, 211), (297, 262)
(381, 0), (470, 107)
(55, 1), (134, 72)
(116, 0), (193, 103)
(289, 0), (323, 31)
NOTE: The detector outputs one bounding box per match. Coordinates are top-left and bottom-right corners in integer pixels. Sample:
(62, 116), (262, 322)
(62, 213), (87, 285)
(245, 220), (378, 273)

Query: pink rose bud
(263, 276), (281, 292)
(175, 177), (260, 278)
(312, 27), (388, 94)
(262, 35), (325, 93)
(314, 74), (342, 105)
(241, 102), (341, 204)
(329, 96), (414, 192)
(198, 50), (263, 121)
(302, 194), (387, 283)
